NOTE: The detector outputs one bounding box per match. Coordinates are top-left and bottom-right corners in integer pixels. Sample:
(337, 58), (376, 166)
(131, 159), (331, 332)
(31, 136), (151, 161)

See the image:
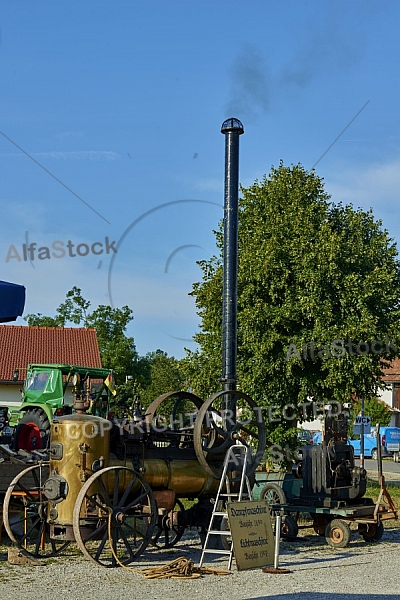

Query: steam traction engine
(3, 377), (265, 566)
(3, 118), (267, 566)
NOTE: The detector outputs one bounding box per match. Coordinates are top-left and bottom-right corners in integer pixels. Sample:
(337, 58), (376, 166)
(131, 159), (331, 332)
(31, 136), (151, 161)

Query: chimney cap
(221, 118), (244, 135)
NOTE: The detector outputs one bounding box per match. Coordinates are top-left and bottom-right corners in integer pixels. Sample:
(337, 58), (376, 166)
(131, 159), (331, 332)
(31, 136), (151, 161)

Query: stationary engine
(298, 404), (367, 507)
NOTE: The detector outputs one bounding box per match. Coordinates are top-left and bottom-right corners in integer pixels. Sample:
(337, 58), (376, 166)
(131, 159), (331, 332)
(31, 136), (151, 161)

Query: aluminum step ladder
(199, 445), (253, 570)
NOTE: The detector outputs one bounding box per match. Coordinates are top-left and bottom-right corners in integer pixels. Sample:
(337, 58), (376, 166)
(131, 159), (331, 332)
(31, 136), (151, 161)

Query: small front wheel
(325, 519), (351, 548)
(151, 499), (185, 549)
(280, 514), (298, 540)
(260, 483), (286, 516)
(359, 521), (384, 542)
(313, 515), (332, 536)
(371, 448), (378, 461)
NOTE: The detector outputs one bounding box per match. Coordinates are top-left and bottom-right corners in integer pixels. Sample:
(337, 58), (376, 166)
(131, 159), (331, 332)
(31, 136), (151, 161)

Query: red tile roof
(382, 357), (400, 382)
(0, 326), (101, 382)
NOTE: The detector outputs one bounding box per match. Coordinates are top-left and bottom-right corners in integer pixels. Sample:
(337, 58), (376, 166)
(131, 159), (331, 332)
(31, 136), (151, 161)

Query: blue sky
(1, 1), (400, 360)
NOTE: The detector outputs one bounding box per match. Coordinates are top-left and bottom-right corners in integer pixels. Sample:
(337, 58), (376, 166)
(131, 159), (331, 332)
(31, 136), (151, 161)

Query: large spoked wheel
(151, 499), (185, 549)
(145, 391), (204, 432)
(14, 408), (50, 451)
(3, 464), (70, 558)
(193, 390), (266, 478)
(358, 521), (384, 542)
(145, 391), (204, 450)
(73, 466), (157, 568)
(325, 519), (351, 548)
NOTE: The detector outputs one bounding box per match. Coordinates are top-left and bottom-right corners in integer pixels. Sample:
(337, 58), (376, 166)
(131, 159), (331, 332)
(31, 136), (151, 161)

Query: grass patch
(366, 480), (400, 506)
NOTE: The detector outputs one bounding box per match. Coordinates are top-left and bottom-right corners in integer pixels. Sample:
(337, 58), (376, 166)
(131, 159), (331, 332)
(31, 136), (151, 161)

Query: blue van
(348, 433), (381, 460)
(313, 430), (379, 458)
(379, 427), (400, 462)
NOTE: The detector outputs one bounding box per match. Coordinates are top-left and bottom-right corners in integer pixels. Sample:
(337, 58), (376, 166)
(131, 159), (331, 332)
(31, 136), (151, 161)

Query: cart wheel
(3, 463), (71, 558)
(260, 483), (286, 516)
(193, 390), (266, 479)
(145, 391), (204, 430)
(72, 466), (157, 568)
(313, 515), (332, 536)
(151, 499), (185, 549)
(325, 519), (351, 548)
(358, 521), (384, 542)
(281, 515), (298, 539)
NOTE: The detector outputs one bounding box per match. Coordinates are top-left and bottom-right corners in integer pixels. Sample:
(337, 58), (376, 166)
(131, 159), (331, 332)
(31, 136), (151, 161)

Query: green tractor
(13, 363), (116, 451)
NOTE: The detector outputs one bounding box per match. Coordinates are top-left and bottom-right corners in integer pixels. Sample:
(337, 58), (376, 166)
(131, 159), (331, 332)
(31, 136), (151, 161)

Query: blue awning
(0, 280), (26, 323)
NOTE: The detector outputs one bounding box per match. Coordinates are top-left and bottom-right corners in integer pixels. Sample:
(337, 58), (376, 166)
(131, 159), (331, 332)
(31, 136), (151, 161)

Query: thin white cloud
(194, 178), (223, 193)
(325, 159), (400, 211)
(0, 200), (49, 232)
(0, 150), (120, 161)
(55, 131), (84, 140)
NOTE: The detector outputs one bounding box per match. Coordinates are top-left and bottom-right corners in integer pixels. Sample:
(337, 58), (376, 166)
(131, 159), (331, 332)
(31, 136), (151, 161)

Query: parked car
(312, 430), (384, 460)
(351, 427), (400, 461)
(297, 429), (313, 445)
(378, 427), (400, 462)
(312, 431), (322, 445)
(348, 433), (383, 460)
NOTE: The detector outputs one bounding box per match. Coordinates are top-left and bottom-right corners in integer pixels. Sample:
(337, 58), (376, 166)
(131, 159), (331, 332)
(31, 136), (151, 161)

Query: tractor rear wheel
(14, 408), (51, 452)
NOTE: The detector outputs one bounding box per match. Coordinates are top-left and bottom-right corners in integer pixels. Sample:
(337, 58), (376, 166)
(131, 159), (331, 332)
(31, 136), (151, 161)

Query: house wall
(297, 417), (323, 431)
(0, 383), (23, 408)
(378, 387), (393, 407)
(377, 384), (400, 427)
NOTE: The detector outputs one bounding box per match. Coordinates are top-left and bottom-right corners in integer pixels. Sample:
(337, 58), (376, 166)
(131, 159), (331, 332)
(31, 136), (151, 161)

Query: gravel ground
(0, 524), (399, 600)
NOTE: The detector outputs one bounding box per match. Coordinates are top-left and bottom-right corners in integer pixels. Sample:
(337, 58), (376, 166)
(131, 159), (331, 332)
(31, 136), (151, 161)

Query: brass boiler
(45, 414), (110, 539)
(109, 456), (219, 498)
(46, 413), (218, 539)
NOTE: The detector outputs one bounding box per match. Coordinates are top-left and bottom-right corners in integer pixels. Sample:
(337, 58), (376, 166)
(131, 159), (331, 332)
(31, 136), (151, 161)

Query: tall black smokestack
(220, 117), (244, 412)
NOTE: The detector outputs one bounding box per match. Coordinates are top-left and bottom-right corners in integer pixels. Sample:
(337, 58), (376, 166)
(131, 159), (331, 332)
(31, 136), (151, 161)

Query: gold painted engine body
(47, 413), (218, 534)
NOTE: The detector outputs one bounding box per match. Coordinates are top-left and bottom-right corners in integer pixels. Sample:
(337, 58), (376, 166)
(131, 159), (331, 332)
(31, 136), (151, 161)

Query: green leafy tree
(184, 163), (400, 447)
(110, 379), (145, 417)
(25, 287), (143, 384)
(140, 350), (186, 411)
(350, 397), (392, 435)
